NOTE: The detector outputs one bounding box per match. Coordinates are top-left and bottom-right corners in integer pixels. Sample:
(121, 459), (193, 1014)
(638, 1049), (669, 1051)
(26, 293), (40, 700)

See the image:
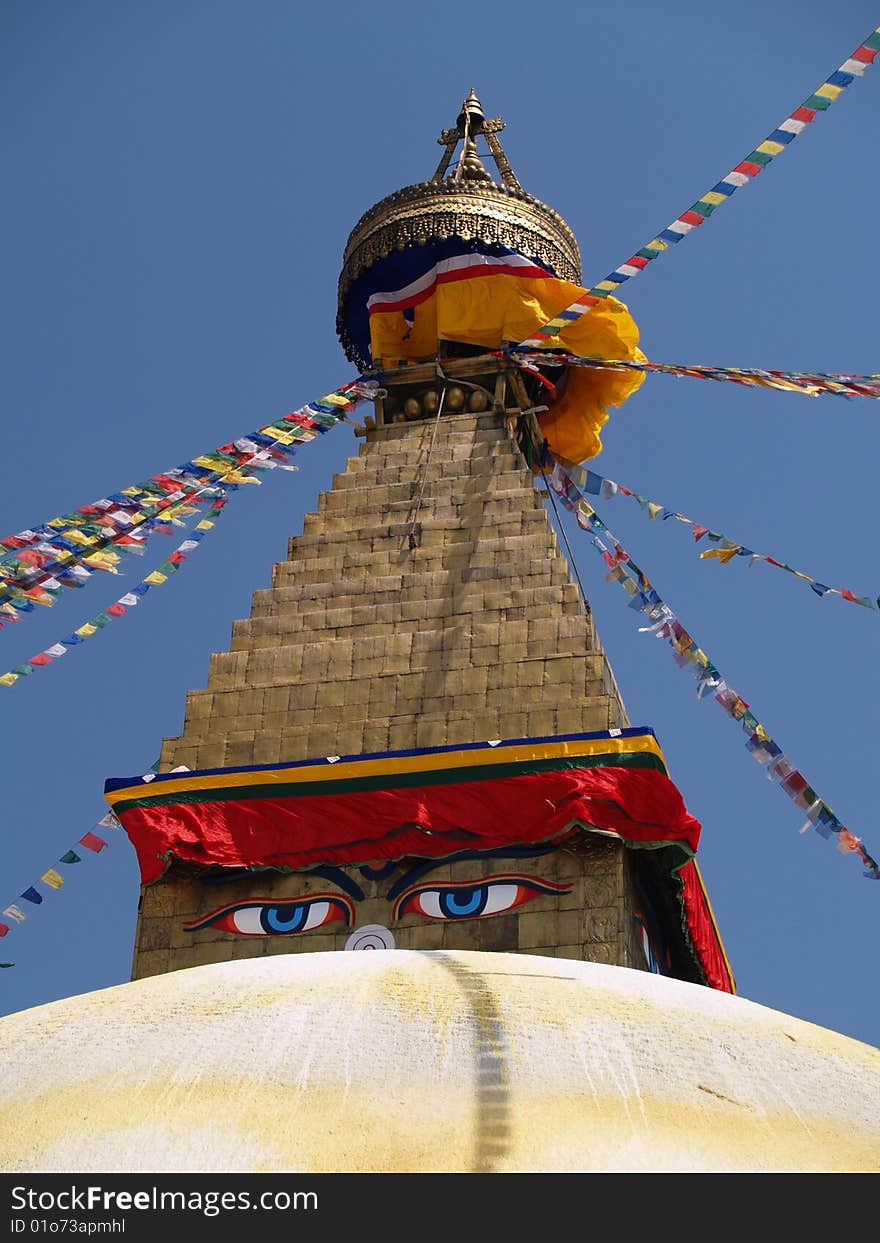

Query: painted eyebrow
(385, 845), (559, 902)
(198, 864), (366, 902)
(309, 865), (366, 902)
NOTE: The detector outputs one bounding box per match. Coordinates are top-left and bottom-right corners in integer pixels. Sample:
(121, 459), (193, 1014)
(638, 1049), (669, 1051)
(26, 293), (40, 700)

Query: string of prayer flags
(511, 350), (880, 401)
(516, 24), (880, 348)
(0, 493), (230, 689)
(0, 760), (163, 955)
(0, 800), (123, 948)
(559, 461), (879, 613)
(0, 378), (378, 625)
(545, 457), (880, 883)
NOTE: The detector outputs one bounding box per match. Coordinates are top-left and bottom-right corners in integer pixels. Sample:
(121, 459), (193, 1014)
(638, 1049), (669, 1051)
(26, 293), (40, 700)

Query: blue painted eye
(437, 886), (490, 917)
(184, 894), (353, 936)
(393, 875), (571, 921)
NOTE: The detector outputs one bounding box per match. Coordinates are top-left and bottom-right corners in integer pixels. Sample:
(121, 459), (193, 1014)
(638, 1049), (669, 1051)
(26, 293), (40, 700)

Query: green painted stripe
(111, 750), (669, 814)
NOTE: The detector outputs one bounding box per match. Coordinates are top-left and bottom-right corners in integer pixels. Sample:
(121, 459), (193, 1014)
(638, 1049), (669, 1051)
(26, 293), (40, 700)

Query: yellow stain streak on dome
(1, 952), (878, 1173)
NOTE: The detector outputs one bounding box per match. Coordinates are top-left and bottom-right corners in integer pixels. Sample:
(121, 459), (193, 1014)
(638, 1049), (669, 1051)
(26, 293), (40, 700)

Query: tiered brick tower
(128, 93), (725, 991)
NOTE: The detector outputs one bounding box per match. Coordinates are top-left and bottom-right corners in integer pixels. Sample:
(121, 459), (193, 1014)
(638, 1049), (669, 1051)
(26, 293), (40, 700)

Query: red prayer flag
(28, 653), (52, 667)
(106, 603), (126, 617)
(78, 832), (107, 853)
(0, 923), (9, 937)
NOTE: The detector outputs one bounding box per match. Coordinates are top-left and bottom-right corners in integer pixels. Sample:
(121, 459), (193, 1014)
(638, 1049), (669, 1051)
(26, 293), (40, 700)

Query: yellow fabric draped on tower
(369, 268), (645, 464)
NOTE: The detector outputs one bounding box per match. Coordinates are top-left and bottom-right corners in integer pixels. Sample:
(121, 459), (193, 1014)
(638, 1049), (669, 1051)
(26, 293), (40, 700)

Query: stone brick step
(248, 556), (578, 612)
(304, 496), (545, 534)
(162, 694), (626, 772)
(207, 625), (607, 694)
(333, 451), (524, 486)
(364, 412), (508, 445)
(339, 439), (520, 472)
(272, 533), (561, 587)
(286, 504), (551, 558)
(245, 584), (586, 652)
(176, 666), (616, 745)
(231, 587), (594, 649)
(313, 474), (541, 516)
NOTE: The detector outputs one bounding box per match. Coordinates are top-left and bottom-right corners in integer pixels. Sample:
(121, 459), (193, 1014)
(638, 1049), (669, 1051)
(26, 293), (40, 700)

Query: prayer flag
(20, 887), (43, 905)
(2, 905), (26, 924)
(78, 832), (107, 853)
(60, 850), (81, 864)
(40, 869), (64, 890)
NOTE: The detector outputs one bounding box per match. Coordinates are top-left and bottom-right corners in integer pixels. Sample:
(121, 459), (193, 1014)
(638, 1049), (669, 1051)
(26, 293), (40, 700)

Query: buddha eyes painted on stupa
(184, 854), (573, 940)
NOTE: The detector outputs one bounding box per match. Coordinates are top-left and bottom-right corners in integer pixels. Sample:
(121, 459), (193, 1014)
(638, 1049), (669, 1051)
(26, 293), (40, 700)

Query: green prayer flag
(60, 850), (82, 864)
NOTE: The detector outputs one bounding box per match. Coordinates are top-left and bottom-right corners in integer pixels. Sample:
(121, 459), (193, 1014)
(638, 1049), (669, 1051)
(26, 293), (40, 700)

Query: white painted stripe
(366, 251), (544, 310)
(366, 268), (436, 309)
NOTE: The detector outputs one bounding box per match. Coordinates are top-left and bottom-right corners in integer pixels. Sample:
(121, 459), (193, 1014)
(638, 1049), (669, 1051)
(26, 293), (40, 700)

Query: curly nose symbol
(344, 924), (396, 951)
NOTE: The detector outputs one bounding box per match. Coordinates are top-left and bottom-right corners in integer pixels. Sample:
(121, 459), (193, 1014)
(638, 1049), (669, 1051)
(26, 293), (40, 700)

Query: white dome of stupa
(1, 951), (878, 1173)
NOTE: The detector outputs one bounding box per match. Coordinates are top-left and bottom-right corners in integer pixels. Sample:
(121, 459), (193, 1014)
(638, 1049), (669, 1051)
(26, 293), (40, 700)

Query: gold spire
(433, 90), (521, 190)
(337, 92), (581, 368)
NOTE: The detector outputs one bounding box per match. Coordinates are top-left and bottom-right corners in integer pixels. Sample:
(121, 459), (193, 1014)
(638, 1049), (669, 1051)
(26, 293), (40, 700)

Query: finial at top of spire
(432, 92), (522, 191)
(457, 89), (485, 133)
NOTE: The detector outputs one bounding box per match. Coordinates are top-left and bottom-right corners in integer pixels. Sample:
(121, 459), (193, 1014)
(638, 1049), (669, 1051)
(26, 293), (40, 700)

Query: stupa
(2, 94), (878, 1174)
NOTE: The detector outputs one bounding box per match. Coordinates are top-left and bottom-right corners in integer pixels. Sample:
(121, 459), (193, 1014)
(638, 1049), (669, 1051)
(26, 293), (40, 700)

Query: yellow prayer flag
(700, 547), (739, 564)
(756, 139), (785, 156)
(647, 502), (663, 520)
(75, 623), (98, 638)
(259, 429), (296, 445)
(40, 869), (64, 890)
(0, 673), (19, 687)
(195, 520), (215, 531)
(144, 571), (168, 585)
(223, 471), (260, 486)
(61, 530), (96, 547)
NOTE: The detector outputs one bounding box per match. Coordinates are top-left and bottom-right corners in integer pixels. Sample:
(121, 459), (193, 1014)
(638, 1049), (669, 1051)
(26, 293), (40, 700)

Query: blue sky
(1, 1), (878, 1048)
